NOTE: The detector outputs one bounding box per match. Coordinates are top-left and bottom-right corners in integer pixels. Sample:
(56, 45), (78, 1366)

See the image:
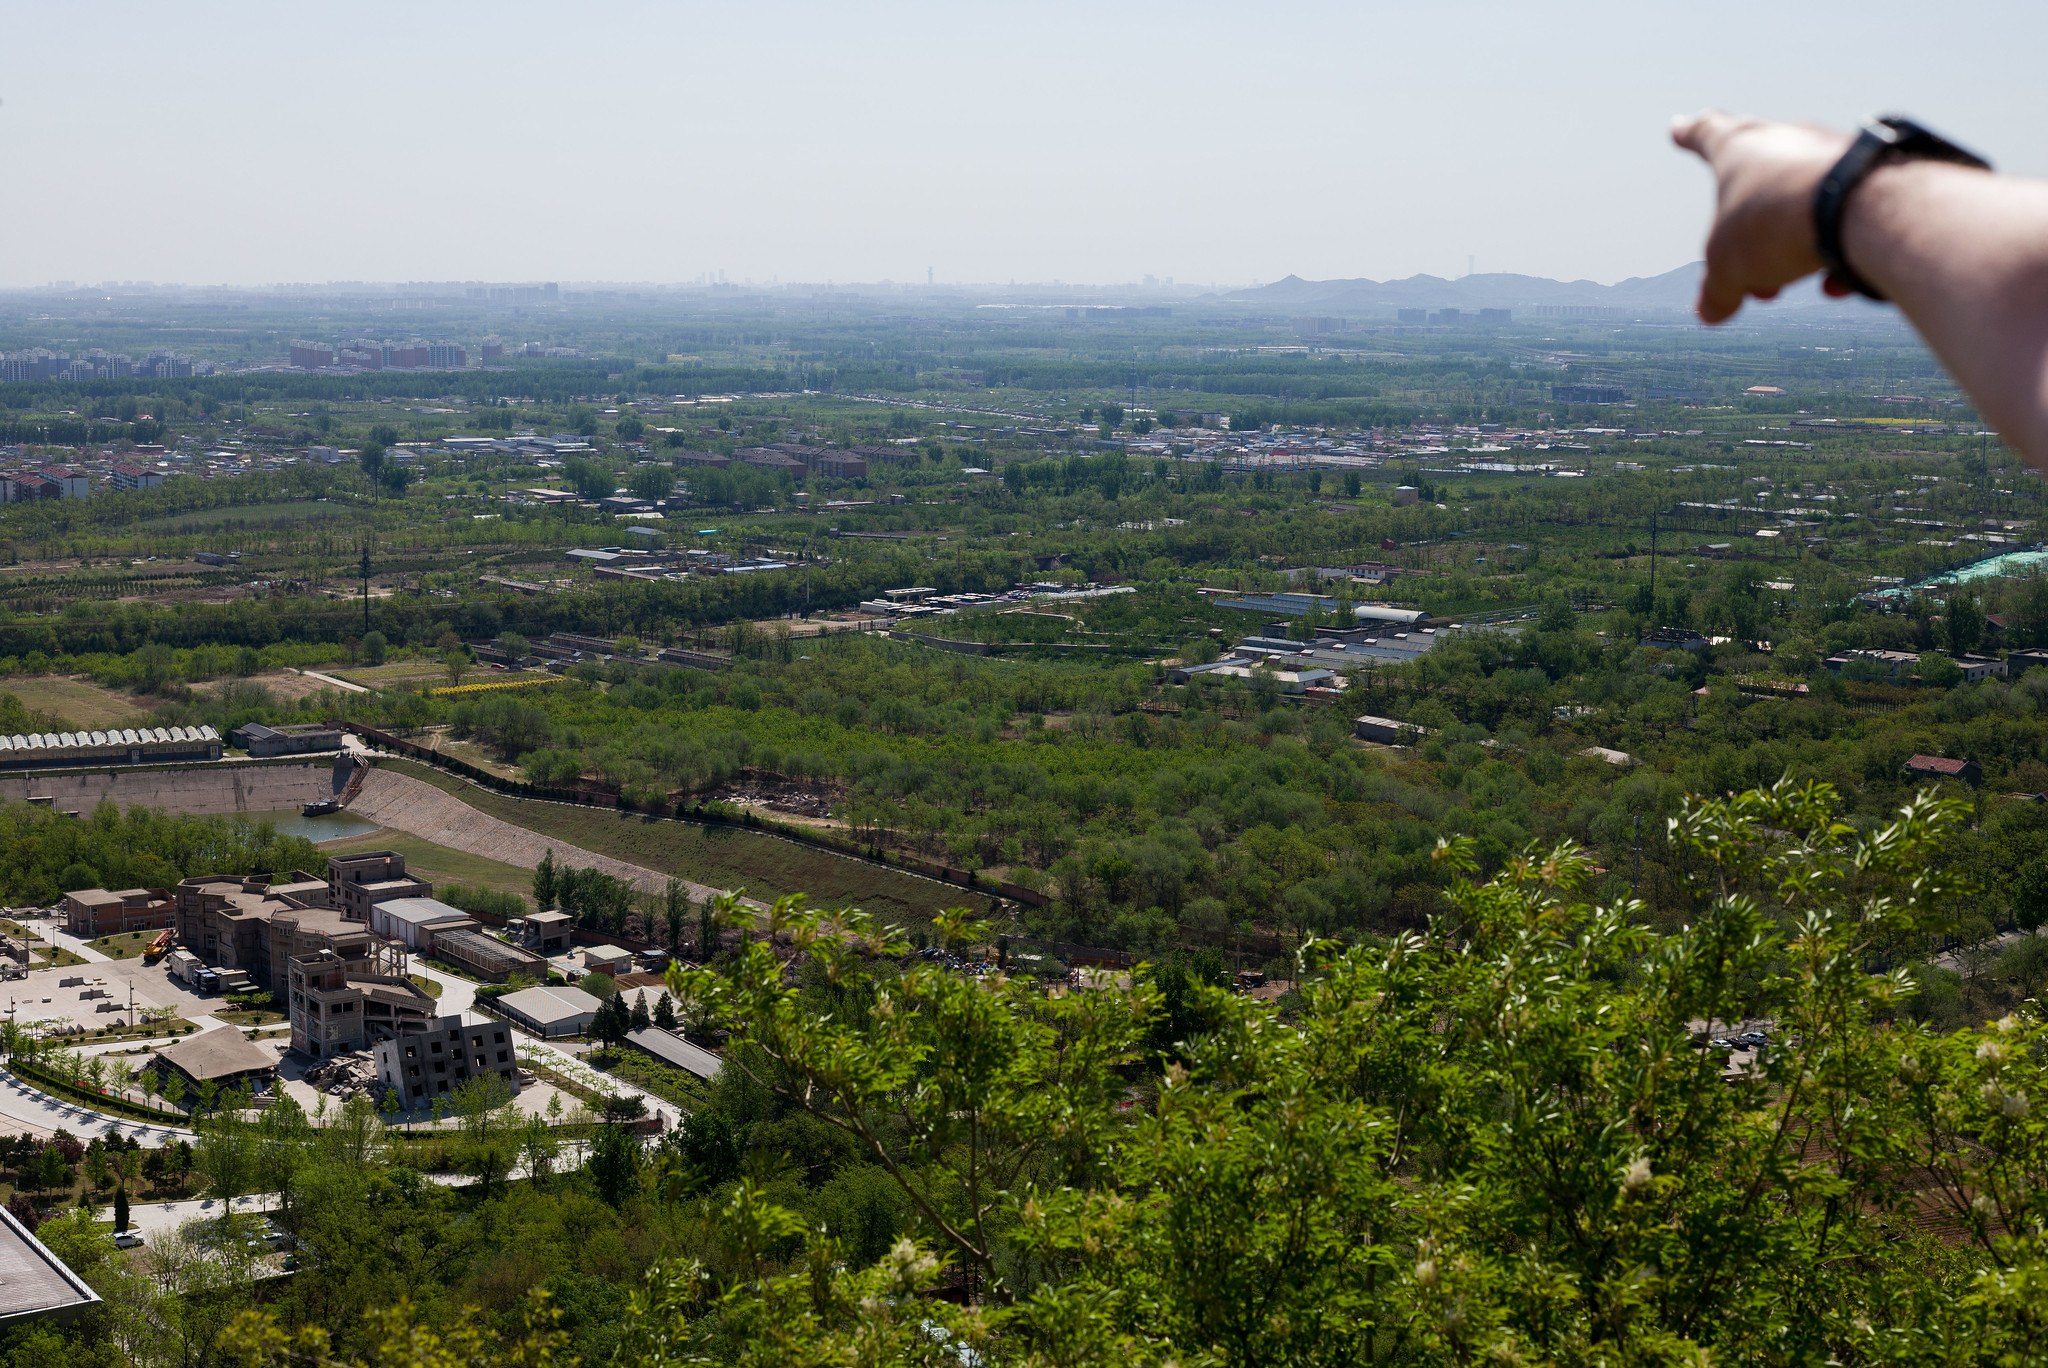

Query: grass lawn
(0, 675), (151, 730)
(408, 974), (444, 998)
(86, 931), (163, 961)
(131, 501), (363, 536)
(212, 1008), (286, 1026)
(333, 662), (454, 687)
(317, 828), (536, 902)
(36, 947), (89, 968)
(75, 1016), (198, 1043)
(379, 757), (996, 926)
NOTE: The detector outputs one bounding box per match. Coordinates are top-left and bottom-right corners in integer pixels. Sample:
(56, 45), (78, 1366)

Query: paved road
(37, 922), (113, 965)
(0, 1070), (190, 1145)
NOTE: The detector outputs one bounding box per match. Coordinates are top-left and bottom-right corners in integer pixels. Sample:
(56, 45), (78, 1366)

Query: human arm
(1673, 111), (2048, 464)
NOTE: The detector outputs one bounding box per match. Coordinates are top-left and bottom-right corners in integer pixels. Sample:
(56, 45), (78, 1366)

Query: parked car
(113, 1231), (145, 1249)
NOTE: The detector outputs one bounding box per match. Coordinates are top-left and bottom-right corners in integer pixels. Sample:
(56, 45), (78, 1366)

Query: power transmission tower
(359, 541), (372, 633)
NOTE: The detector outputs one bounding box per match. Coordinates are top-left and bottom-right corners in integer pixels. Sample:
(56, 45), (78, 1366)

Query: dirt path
(347, 767), (740, 905)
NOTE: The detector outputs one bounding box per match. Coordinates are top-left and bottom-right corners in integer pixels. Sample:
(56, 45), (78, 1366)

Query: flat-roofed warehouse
(625, 1026), (723, 1081)
(0, 1205), (100, 1327)
(493, 983), (601, 1038)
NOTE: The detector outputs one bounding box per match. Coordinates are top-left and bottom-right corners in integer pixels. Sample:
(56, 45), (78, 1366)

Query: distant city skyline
(2, 0), (2043, 290)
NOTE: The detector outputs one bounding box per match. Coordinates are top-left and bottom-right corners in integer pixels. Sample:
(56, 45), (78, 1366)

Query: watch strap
(1813, 116), (1990, 303)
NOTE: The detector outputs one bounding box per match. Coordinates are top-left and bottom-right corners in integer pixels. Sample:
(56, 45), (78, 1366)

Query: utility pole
(359, 541), (372, 633)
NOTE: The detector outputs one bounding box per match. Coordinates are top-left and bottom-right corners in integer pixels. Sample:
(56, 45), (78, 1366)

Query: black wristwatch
(1814, 115), (1990, 301)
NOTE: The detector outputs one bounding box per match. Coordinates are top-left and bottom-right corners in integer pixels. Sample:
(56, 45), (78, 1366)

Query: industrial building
(493, 983), (602, 1038)
(369, 897), (475, 949)
(624, 1027), (723, 1082)
(232, 722), (345, 756)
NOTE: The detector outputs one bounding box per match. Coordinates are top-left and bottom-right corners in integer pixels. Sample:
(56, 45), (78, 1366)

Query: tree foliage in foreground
(208, 783), (2048, 1363)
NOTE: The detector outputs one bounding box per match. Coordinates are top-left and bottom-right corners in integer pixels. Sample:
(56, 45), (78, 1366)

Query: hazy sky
(3, 0), (2044, 290)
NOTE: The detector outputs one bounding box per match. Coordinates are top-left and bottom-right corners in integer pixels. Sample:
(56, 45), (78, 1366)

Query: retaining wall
(0, 761), (339, 815)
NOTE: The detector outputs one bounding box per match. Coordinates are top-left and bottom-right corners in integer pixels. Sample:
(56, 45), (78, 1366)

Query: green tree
(1920, 651), (1965, 689)
(451, 1073), (517, 1197)
(627, 465), (671, 501)
(361, 629), (389, 665)
(1946, 592), (1987, 655)
(661, 878), (688, 952)
(587, 1122), (642, 1207)
(193, 1087), (254, 1203)
(533, 849), (558, 910)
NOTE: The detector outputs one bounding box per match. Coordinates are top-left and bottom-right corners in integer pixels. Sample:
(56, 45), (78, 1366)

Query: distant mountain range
(1222, 262), (1809, 316)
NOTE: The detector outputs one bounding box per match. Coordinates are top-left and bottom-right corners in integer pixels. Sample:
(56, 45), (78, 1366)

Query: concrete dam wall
(0, 761), (342, 815)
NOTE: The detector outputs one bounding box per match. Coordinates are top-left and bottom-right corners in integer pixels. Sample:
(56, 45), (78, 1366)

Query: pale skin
(1674, 111), (2048, 464)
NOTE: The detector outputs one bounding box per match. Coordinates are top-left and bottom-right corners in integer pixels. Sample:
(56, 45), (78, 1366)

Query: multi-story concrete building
(40, 468), (88, 498)
(327, 850), (430, 922)
(110, 462), (165, 492)
(372, 1011), (520, 1104)
(285, 948), (439, 1057)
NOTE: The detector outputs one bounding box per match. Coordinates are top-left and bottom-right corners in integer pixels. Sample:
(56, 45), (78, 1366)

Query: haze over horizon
(3, 0), (2044, 291)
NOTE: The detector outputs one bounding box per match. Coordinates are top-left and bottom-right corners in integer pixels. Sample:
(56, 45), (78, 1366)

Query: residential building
(62, 887), (174, 937)
(733, 446), (806, 473)
(289, 341), (335, 369)
(810, 451), (866, 479)
(110, 463), (165, 492)
(428, 343), (466, 369)
(1904, 754), (1983, 787)
(41, 468), (88, 498)
(372, 1011), (520, 1104)
(1, 474), (58, 503)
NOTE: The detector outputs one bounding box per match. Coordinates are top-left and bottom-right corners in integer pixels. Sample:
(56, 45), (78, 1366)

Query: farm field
(0, 675), (151, 731)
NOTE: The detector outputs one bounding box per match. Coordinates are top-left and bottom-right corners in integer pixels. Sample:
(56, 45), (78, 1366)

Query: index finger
(1671, 110), (1736, 160)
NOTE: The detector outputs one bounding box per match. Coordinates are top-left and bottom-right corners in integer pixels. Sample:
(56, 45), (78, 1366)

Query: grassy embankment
(374, 755), (995, 924)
